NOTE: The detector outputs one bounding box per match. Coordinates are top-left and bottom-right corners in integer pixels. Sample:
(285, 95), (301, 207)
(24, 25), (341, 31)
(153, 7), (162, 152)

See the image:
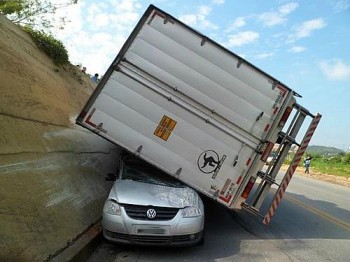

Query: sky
(51, 0), (350, 151)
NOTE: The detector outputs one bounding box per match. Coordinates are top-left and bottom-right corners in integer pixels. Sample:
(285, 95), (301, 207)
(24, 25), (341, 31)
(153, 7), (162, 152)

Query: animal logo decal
(198, 150), (226, 178)
(201, 153), (219, 168)
(197, 150), (220, 174)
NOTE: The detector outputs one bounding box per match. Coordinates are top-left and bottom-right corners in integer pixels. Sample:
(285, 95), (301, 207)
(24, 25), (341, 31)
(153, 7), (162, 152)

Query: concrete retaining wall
(0, 14), (121, 261)
(0, 115), (121, 261)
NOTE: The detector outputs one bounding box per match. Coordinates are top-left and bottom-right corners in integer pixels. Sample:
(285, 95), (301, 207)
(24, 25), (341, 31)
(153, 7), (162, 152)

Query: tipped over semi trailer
(76, 5), (321, 224)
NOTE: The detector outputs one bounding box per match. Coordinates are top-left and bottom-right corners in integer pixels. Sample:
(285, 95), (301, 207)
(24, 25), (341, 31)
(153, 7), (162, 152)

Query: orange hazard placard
(154, 115), (177, 141)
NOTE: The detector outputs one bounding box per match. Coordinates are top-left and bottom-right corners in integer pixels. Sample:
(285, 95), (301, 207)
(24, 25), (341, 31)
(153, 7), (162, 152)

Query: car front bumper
(103, 229), (203, 246)
(102, 208), (204, 246)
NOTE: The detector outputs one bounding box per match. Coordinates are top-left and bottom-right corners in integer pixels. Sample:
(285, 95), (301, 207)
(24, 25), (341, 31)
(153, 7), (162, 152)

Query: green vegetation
(0, 1), (24, 15)
(0, 1), (77, 65)
(22, 26), (69, 65)
(285, 149), (350, 178)
(310, 160), (350, 177)
(305, 151), (350, 177)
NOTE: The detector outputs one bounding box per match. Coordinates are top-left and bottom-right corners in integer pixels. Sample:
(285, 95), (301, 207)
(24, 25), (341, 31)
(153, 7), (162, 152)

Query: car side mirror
(105, 173), (117, 181)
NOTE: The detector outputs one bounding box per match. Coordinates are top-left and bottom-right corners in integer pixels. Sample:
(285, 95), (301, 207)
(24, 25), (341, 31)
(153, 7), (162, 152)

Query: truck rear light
(260, 141), (274, 162)
(241, 177), (256, 199)
(279, 107), (292, 127)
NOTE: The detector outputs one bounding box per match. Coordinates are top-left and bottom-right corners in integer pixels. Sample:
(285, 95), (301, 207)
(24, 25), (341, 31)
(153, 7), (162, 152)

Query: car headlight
(181, 206), (202, 218)
(103, 200), (121, 216)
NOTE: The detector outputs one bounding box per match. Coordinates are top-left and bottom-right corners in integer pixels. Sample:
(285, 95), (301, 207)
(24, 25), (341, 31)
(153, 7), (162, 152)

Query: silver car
(102, 155), (205, 246)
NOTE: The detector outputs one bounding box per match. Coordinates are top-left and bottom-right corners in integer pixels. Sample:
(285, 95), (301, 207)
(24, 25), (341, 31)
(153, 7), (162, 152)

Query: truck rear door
(77, 5), (295, 208)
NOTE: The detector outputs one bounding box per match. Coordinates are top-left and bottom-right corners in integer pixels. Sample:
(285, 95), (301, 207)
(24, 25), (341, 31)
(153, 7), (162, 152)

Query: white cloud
(179, 6), (218, 30)
(180, 14), (197, 26)
(94, 14), (110, 27)
(258, 2), (298, 26)
(212, 0), (225, 4)
(108, 12), (140, 30)
(51, 1), (85, 36)
(295, 18), (326, 38)
(289, 18), (327, 42)
(87, 3), (104, 19)
(258, 12), (285, 26)
(238, 53), (247, 59)
(201, 20), (219, 30)
(319, 60), (350, 80)
(332, 0), (350, 12)
(50, 0), (143, 75)
(225, 17), (246, 33)
(85, 2), (140, 31)
(109, 0), (142, 11)
(90, 32), (113, 43)
(226, 31), (259, 47)
(289, 46), (306, 53)
(279, 2), (299, 15)
(199, 5), (211, 16)
(255, 52), (274, 59)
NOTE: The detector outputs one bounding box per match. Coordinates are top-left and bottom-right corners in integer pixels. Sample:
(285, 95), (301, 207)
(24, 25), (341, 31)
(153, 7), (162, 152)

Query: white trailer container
(76, 5), (321, 223)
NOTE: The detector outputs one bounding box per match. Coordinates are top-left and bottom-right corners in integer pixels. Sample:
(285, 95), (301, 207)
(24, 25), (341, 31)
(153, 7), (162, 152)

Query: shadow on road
(88, 198), (243, 261)
(262, 190), (350, 240)
(88, 188), (350, 261)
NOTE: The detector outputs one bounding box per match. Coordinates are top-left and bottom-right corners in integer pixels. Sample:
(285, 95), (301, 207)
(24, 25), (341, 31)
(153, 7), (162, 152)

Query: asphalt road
(87, 173), (350, 261)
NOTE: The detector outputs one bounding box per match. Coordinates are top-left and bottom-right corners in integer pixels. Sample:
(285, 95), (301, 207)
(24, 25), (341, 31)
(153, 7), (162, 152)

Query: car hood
(109, 180), (200, 208)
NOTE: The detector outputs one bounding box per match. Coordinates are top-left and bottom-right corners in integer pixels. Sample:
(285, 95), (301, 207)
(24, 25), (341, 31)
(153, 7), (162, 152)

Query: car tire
(198, 233), (205, 245)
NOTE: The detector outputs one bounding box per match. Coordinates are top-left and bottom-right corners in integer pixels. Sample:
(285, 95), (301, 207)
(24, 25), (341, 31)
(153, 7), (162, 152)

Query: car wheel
(198, 233), (205, 245)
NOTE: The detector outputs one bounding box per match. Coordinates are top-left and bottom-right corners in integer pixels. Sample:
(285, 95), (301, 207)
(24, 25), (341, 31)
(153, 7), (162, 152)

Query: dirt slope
(0, 15), (120, 261)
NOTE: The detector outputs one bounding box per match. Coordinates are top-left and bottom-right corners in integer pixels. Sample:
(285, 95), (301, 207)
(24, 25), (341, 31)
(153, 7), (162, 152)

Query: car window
(121, 161), (184, 188)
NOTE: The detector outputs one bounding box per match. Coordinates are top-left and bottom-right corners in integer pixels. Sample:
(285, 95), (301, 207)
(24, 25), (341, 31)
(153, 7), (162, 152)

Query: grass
(285, 152), (350, 178)
(307, 161), (350, 178)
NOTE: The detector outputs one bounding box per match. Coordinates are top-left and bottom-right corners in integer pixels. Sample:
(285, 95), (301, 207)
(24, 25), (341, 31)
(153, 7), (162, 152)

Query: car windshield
(121, 159), (184, 188)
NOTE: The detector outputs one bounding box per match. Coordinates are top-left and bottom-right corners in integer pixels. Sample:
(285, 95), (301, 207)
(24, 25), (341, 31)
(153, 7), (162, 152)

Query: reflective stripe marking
(276, 85), (288, 98)
(219, 194), (232, 203)
(85, 108), (97, 128)
(264, 124), (270, 132)
(263, 113), (321, 225)
(246, 158), (252, 166)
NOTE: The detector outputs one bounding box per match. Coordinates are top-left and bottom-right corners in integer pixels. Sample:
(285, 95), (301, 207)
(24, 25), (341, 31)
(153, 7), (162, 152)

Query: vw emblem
(146, 208), (157, 219)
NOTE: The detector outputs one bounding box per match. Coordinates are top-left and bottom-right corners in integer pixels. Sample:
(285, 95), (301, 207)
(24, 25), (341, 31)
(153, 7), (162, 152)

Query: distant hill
(307, 145), (344, 155)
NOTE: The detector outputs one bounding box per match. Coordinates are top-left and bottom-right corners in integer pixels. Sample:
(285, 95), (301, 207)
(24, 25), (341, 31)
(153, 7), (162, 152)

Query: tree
(0, 1), (25, 15)
(0, 0), (77, 30)
(342, 152), (350, 164)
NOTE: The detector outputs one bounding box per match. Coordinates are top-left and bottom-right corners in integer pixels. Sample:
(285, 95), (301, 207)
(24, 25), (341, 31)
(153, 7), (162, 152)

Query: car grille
(121, 204), (179, 221)
(105, 231), (200, 244)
